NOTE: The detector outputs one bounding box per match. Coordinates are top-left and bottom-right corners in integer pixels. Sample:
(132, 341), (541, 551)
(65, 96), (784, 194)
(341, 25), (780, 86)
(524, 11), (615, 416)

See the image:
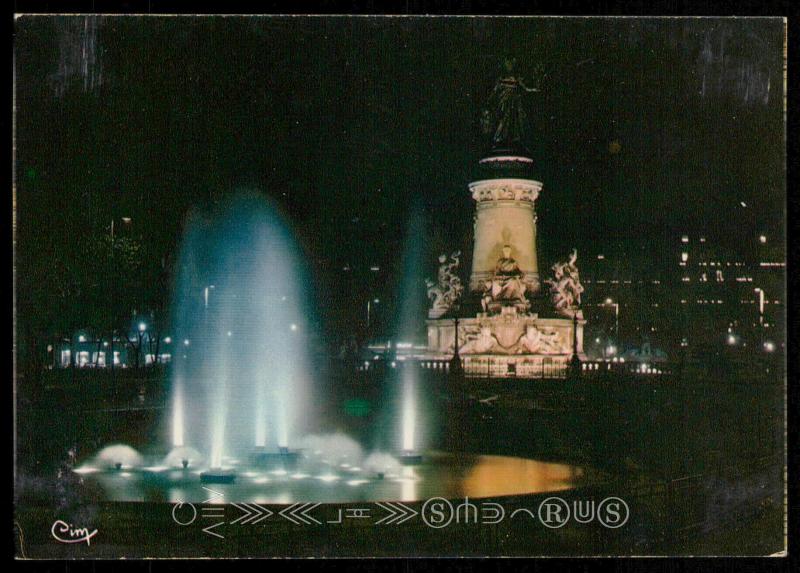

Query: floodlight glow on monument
(422, 59), (586, 379)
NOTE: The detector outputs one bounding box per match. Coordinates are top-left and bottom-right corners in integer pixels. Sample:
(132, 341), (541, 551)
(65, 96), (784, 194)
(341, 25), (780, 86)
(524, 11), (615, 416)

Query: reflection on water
(79, 452), (592, 504)
(400, 465), (417, 502)
(461, 455), (581, 497)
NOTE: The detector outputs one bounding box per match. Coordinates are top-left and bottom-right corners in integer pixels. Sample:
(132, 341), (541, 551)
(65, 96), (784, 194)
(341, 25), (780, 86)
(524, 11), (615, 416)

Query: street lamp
(367, 298), (380, 329)
(754, 288), (765, 325)
(601, 298), (620, 340)
(110, 216), (132, 243)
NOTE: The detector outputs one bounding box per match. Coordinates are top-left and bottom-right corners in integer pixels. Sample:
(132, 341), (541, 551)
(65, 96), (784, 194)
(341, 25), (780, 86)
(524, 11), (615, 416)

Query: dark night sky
(15, 16), (785, 342)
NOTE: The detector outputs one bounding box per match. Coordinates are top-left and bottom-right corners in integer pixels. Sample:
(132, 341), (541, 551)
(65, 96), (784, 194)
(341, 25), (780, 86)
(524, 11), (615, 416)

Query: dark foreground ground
(14, 360), (785, 557)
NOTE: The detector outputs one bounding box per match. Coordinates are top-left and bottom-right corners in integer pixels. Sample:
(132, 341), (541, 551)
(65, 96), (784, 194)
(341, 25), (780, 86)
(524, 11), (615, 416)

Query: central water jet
(167, 192), (315, 478)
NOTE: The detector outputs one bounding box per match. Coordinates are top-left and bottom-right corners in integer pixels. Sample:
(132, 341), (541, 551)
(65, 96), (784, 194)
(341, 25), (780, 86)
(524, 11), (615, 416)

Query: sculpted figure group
(426, 251), (464, 318)
(545, 248), (584, 315)
(426, 246), (584, 320)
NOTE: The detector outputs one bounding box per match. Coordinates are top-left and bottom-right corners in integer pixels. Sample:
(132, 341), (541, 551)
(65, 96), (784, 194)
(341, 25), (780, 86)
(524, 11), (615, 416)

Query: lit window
(60, 350), (71, 367)
(597, 254), (605, 259)
(681, 235), (689, 243)
(92, 352), (106, 367)
(77, 351), (90, 367)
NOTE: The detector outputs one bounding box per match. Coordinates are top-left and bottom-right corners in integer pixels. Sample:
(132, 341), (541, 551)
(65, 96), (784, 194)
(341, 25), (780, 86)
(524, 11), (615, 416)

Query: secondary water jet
(391, 198), (428, 464)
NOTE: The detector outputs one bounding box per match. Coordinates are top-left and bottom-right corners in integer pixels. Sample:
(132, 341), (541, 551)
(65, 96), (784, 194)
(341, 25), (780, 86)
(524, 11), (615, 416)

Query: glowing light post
(603, 298), (619, 338)
(366, 298), (379, 331)
(108, 217), (131, 378)
(136, 321), (147, 369)
(754, 288), (765, 326)
(600, 298), (619, 359)
(753, 287), (768, 352)
(449, 316), (465, 389)
(568, 311), (582, 379)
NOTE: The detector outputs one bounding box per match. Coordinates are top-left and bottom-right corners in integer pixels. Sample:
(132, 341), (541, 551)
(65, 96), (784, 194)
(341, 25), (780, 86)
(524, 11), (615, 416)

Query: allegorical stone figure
(426, 251), (464, 318)
(516, 325), (563, 354)
(460, 325), (499, 354)
(482, 245), (528, 311)
(481, 58), (542, 150)
(546, 248), (584, 314)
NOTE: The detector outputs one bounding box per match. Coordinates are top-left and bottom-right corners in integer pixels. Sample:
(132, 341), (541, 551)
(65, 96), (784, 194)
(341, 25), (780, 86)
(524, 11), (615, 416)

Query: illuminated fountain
(71, 68), (602, 503)
(393, 199), (427, 465)
(398, 367), (422, 464)
(167, 192), (313, 483)
(93, 444), (144, 471)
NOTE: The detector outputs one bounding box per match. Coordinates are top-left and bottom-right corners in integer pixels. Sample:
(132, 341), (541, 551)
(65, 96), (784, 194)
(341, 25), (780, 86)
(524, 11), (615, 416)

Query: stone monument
(423, 59), (586, 379)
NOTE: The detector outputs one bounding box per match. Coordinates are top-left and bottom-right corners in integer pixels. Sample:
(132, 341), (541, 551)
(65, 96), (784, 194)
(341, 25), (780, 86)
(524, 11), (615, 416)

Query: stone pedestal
(424, 307), (586, 379)
(468, 156), (543, 294)
(422, 151), (586, 380)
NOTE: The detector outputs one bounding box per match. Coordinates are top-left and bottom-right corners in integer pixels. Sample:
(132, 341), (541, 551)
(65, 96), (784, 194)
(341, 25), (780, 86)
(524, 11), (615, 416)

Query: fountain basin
(76, 451), (596, 504)
(398, 451), (423, 465)
(251, 447), (302, 466)
(200, 469), (237, 484)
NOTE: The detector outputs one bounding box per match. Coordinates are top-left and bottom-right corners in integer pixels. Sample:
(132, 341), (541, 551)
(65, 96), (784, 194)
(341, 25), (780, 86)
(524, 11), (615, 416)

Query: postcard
(13, 14), (787, 558)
